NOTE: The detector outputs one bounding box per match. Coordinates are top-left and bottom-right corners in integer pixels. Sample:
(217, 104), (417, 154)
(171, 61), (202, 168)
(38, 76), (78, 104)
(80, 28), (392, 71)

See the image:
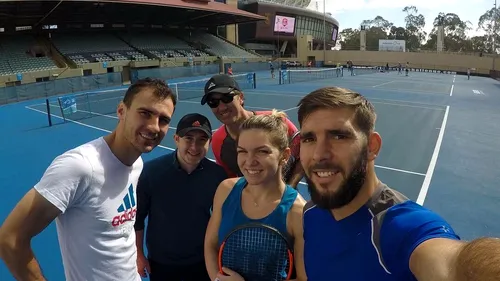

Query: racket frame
(282, 130), (301, 184)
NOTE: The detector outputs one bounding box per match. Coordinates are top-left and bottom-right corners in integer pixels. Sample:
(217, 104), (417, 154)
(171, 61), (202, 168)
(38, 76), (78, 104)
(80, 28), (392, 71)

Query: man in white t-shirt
(0, 77), (177, 281)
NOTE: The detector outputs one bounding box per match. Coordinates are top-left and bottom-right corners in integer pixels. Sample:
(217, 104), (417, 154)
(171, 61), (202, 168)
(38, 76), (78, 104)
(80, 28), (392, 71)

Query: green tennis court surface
(1, 69), (499, 280)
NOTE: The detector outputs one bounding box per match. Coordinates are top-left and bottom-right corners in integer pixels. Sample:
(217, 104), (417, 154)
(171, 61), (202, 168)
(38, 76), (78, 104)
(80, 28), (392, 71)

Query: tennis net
(54, 72), (257, 122)
(171, 72), (256, 101)
(279, 66), (378, 85)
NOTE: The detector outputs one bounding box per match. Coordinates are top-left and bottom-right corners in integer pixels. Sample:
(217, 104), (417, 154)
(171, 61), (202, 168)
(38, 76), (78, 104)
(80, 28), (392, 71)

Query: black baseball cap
(176, 113), (212, 138)
(201, 74), (241, 105)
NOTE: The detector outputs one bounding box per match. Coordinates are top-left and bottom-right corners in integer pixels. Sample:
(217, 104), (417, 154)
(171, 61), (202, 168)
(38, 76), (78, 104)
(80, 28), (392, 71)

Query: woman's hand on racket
(216, 267), (245, 281)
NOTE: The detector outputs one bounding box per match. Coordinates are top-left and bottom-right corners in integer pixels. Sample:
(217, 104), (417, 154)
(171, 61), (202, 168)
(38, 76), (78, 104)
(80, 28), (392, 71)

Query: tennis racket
(282, 130), (301, 184)
(218, 223), (294, 281)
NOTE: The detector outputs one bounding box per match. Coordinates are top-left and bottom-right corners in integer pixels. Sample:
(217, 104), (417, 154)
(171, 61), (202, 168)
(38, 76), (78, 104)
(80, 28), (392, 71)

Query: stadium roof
(0, 0), (266, 27)
(239, 0), (339, 27)
(246, 0), (311, 9)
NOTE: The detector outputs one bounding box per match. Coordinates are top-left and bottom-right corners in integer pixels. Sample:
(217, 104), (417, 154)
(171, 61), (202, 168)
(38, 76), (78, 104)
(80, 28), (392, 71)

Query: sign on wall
(378, 39), (406, 52)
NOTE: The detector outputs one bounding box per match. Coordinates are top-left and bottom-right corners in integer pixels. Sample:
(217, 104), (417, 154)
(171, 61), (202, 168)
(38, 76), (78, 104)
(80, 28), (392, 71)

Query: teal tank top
(217, 177), (298, 246)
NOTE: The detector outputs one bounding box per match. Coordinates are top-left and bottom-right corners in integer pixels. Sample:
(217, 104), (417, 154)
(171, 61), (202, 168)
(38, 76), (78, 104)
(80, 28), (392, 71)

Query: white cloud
(308, 0), (460, 15)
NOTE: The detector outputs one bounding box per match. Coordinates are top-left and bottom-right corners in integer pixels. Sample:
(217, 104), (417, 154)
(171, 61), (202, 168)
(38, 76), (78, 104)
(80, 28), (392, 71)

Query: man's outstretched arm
(410, 237), (500, 281)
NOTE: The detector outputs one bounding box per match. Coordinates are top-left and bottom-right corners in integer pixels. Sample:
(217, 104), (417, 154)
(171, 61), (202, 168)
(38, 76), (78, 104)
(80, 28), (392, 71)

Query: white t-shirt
(34, 137), (143, 281)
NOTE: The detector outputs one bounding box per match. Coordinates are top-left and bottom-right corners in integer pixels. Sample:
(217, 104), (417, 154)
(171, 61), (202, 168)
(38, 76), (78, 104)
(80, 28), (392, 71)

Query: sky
(306, 0), (496, 38)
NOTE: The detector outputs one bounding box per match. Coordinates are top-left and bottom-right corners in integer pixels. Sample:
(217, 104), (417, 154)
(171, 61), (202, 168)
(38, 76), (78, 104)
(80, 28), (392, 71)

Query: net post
(85, 93), (91, 115)
(279, 70), (282, 85)
(175, 84), (179, 101)
(57, 97), (66, 122)
(45, 99), (52, 126)
(253, 72), (256, 89)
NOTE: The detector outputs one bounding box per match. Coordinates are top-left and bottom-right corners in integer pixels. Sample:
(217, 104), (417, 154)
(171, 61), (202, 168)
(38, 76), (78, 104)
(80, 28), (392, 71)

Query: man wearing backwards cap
(201, 73), (304, 188)
(134, 113), (228, 281)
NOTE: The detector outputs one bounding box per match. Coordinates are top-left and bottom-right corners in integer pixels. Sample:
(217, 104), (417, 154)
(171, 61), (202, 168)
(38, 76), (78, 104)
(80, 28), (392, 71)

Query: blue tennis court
(1, 67), (499, 280)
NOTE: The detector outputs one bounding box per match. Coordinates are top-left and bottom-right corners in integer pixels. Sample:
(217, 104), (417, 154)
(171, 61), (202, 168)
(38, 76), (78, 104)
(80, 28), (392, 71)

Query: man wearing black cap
(134, 113), (227, 281)
(201, 73), (304, 187)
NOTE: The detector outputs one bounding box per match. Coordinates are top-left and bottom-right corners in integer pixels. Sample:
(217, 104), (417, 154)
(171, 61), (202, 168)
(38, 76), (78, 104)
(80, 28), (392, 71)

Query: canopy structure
(0, 0), (266, 27)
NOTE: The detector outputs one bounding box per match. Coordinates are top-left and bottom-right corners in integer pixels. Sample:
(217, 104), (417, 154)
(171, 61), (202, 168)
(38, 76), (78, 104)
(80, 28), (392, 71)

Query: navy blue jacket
(134, 150), (227, 265)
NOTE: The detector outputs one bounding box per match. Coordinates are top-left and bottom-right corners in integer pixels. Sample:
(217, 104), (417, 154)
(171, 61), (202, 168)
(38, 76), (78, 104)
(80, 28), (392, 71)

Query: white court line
(31, 96), (274, 111)
(46, 103), (229, 132)
(26, 105), (427, 180)
(25, 105), (176, 151)
(376, 166), (425, 176)
(248, 91), (445, 111)
(283, 106), (298, 112)
(268, 81), (450, 96)
(67, 108), (182, 131)
(416, 105), (450, 206)
(449, 85), (454, 97)
(159, 99), (275, 111)
(372, 81), (395, 88)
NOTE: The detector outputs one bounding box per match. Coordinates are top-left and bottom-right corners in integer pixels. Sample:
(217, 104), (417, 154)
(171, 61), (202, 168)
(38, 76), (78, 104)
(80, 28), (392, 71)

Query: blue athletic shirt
(218, 177), (298, 246)
(303, 183), (461, 281)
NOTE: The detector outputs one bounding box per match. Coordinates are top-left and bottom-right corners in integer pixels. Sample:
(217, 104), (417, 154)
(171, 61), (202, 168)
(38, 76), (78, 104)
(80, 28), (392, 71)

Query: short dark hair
(297, 87), (376, 137)
(122, 78), (177, 108)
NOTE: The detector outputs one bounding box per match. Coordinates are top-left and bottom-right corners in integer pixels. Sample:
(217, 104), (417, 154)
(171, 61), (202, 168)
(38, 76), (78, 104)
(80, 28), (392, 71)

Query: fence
(131, 64), (220, 83)
(0, 72), (123, 105)
(228, 62), (269, 73)
(1, 61), (273, 105)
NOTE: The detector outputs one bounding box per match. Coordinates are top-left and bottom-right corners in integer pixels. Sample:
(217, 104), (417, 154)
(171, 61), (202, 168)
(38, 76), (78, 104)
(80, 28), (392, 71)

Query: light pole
(322, 0), (326, 63)
(492, 0), (497, 70)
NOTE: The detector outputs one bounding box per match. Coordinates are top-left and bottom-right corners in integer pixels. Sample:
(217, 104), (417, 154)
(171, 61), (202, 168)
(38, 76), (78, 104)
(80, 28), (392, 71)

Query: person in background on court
(336, 62), (343, 77)
(467, 68), (471, 80)
(0, 78), (176, 281)
(269, 60), (275, 79)
(297, 87), (500, 281)
(134, 113), (227, 281)
(200, 73), (304, 188)
(204, 110), (307, 281)
(405, 62), (409, 76)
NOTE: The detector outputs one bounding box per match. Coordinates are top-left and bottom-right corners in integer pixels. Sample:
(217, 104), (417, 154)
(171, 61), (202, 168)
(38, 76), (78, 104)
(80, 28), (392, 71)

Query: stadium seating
(0, 30), (262, 74)
(180, 31), (260, 58)
(118, 31), (212, 59)
(0, 35), (58, 75)
(51, 32), (151, 64)
(243, 43), (278, 56)
(0, 30), (262, 78)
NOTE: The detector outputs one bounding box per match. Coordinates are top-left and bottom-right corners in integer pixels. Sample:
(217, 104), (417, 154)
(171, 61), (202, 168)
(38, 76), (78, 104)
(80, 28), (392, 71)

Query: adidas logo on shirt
(112, 184), (137, 227)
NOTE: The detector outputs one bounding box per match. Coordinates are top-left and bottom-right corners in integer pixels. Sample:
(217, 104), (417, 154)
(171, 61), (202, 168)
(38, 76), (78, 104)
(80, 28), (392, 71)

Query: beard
(306, 145), (368, 209)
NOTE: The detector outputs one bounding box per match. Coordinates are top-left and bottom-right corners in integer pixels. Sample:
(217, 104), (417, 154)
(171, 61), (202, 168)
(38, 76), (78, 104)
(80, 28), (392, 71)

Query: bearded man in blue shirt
(297, 86), (500, 281)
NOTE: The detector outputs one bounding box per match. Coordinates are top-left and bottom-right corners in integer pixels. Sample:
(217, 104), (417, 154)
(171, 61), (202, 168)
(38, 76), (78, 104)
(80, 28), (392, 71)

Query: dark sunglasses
(207, 93), (237, 108)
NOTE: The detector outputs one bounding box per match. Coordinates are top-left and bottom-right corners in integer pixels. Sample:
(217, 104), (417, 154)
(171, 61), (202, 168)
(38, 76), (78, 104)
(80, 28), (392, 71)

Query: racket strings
(221, 227), (291, 281)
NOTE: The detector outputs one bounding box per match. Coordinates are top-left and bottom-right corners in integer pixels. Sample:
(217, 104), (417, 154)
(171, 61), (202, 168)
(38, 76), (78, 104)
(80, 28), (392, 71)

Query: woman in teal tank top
(204, 110), (307, 281)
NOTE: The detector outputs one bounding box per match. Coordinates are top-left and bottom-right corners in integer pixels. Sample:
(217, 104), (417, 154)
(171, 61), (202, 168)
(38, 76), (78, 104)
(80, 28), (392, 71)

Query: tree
(388, 26), (406, 40)
(402, 6), (426, 51)
(336, 7), (497, 54)
(477, 7), (500, 53)
(338, 28), (360, 50)
(423, 12), (472, 52)
(337, 16), (391, 50)
(365, 26), (389, 51)
(361, 15), (393, 34)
